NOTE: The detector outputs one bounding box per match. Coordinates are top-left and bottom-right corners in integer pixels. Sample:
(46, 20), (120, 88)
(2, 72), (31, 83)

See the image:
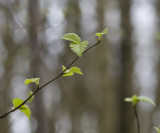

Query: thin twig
(0, 40), (101, 119)
(133, 105), (140, 133)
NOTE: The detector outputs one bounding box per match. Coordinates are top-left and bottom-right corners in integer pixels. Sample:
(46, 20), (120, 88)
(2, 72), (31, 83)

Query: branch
(0, 40), (101, 119)
(133, 105), (140, 133)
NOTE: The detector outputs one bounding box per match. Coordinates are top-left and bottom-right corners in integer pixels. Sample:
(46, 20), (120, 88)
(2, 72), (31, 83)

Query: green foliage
(125, 95), (155, 106)
(25, 78), (40, 86)
(12, 98), (31, 120)
(61, 33), (88, 57)
(21, 105), (31, 120)
(95, 28), (108, 40)
(154, 126), (160, 133)
(62, 66), (83, 76)
(28, 91), (34, 102)
(138, 96), (155, 106)
(70, 41), (88, 57)
(61, 33), (81, 44)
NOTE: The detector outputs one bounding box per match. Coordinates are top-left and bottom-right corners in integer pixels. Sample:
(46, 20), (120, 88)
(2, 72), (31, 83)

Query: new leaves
(95, 28), (108, 40)
(60, 28), (108, 56)
(62, 66), (83, 76)
(125, 95), (155, 106)
(25, 78), (40, 86)
(61, 33), (88, 57)
(12, 98), (31, 120)
(11, 78), (37, 120)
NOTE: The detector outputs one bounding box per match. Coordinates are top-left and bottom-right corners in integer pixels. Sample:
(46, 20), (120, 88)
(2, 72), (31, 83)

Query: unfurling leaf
(102, 28), (108, 34)
(95, 33), (103, 37)
(60, 33), (81, 44)
(62, 66), (74, 76)
(25, 78), (35, 85)
(124, 98), (132, 102)
(125, 95), (155, 106)
(138, 96), (155, 106)
(28, 91), (34, 102)
(25, 78), (40, 86)
(34, 78), (40, 86)
(12, 98), (31, 120)
(62, 66), (83, 76)
(125, 95), (139, 106)
(95, 28), (108, 40)
(70, 67), (83, 75)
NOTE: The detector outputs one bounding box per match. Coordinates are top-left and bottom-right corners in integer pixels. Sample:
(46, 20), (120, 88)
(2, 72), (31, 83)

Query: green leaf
(125, 95), (139, 106)
(25, 78), (35, 85)
(70, 67), (83, 75)
(138, 96), (155, 106)
(13, 98), (25, 108)
(62, 66), (74, 76)
(63, 72), (74, 76)
(60, 33), (81, 44)
(102, 28), (108, 34)
(62, 66), (83, 76)
(61, 33), (88, 57)
(70, 41), (88, 57)
(34, 78), (40, 86)
(28, 91), (34, 102)
(154, 127), (160, 133)
(95, 33), (103, 37)
(124, 98), (132, 102)
(125, 95), (155, 106)
(12, 98), (31, 120)
(62, 65), (66, 71)
(25, 78), (40, 86)
(95, 28), (108, 40)
(21, 105), (31, 120)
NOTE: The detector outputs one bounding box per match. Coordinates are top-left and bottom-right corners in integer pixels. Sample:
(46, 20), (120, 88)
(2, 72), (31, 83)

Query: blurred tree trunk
(155, 0), (160, 109)
(0, 4), (20, 132)
(28, 0), (46, 133)
(118, 0), (135, 133)
(151, 0), (160, 130)
(95, 0), (119, 133)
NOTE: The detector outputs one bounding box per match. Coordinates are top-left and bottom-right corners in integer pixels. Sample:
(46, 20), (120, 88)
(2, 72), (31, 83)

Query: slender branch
(0, 40), (101, 119)
(133, 105), (140, 133)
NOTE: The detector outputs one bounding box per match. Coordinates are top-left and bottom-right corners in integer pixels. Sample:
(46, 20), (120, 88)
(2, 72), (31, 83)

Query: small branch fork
(0, 40), (101, 119)
(133, 105), (140, 133)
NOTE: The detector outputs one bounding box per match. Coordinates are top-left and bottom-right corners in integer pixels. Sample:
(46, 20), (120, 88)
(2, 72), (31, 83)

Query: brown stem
(0, 40), (101, 119)
(133, 105), (140, 133)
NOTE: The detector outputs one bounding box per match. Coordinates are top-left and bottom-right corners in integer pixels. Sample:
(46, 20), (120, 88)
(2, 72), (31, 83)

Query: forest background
(0, 0), (160, 133)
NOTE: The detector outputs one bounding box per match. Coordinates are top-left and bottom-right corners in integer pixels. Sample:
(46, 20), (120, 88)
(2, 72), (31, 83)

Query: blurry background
(0, 0), (160, 133)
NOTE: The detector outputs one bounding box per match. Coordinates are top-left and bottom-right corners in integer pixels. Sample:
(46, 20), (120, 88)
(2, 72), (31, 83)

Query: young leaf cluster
(62, 66), (83, 76)
(12, 98), (31, 120)
(95, 28), (108, 40)
(125, 95), (155, 106)
(25, 78), (40, 86)
(60, 33), (88, 57)
(12, 78), (37, 120)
